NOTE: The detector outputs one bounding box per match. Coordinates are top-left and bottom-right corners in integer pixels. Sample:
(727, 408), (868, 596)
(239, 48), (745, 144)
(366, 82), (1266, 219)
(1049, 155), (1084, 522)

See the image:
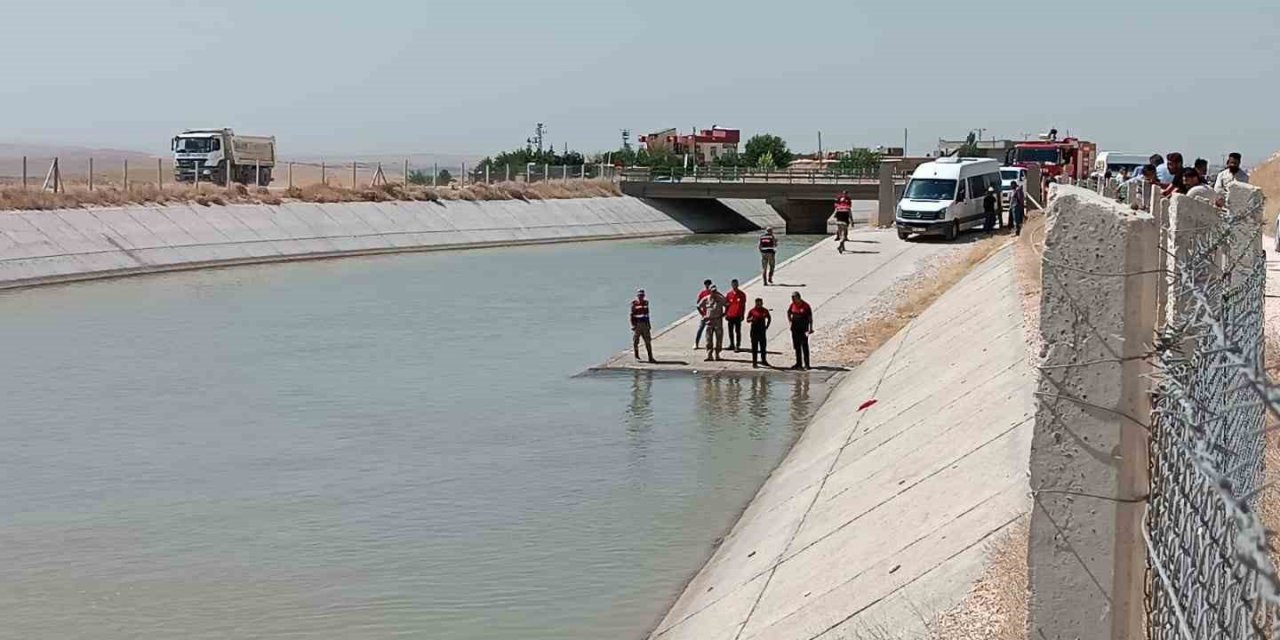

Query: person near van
(1009, 181), (1026, 236)
(703, 285), (728, 362)
(725, 279), (747, 352)
(746, 298), (772, 368)
(983, 187), (997, 235)
(786, 291), (813, 370)
(758, 228), (778, 285)
(1215, 152), (1249, 193)
(630, 289), (656, 363)
(693, 279), (713, 349)
(833, 191), (852, 253)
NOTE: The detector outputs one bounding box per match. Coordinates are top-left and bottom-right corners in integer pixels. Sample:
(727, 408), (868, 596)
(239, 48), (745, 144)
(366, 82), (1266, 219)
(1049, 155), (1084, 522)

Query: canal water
(0, 234), (825, 640)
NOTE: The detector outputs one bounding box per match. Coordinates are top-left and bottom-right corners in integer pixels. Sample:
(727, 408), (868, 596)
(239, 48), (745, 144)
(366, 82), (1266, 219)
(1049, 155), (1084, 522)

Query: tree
(742, 134), (793, 170)
(955, 131), (980, 158)
(756, 151), (777, 170)
(408, 168), (455, 185)
(828, 148), (883, 175)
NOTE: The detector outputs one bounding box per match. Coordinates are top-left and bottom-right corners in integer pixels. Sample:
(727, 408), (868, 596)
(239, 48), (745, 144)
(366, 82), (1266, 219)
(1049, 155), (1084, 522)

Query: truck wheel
(945, 221), (958, 241)
(259, 169), (272, 186)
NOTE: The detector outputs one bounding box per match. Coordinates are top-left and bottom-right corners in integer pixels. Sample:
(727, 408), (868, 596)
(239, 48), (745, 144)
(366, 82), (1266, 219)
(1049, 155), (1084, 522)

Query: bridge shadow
(638, 198), (759, 233)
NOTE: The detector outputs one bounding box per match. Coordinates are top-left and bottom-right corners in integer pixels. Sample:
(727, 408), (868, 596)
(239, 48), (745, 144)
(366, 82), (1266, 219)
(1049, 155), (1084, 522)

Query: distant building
(936, 138), (1015, 161)
(639, 126), (741, 165)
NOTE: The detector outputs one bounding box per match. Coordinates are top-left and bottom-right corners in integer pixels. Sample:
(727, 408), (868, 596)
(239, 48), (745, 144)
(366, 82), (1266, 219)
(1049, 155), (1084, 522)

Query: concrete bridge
(619, 164), (908, 233)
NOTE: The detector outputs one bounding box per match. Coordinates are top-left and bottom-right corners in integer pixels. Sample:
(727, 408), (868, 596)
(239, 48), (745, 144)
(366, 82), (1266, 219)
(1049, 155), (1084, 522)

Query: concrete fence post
(321, 161), (327, 186)
(1029, 186), (1158, 640)
(485, 165), (490, 184)
(1025, 164), (1043, 207)
(89, 158), (94, 191)
(876, 161), (896, 227)
(123, 159), (129, 192)
(288, 162), (294, 189)
(544, 163), (549, 183)
(352, 161), (357, 189)
(505, 165), (511, 182)
(158, 158), (164, 189)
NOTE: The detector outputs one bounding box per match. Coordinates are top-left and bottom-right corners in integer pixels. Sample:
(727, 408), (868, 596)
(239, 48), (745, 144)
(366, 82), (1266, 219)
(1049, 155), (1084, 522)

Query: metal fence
(617, 165), (902, 184)
(1145, 186), (1280, 638)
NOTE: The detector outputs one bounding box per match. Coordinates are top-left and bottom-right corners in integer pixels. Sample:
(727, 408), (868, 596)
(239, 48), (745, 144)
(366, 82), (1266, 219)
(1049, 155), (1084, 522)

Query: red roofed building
(639, 126), (741, 165)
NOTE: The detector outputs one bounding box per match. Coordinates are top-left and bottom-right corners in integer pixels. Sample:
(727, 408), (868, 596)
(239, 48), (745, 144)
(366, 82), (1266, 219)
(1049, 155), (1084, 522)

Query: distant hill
(0, 143), (159, 183)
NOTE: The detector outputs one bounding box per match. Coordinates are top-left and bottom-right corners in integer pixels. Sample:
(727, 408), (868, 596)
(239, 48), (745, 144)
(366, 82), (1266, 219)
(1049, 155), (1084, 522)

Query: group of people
(628, 227), (817, 370)
(1117, 151), (1249, 210)
(978, 182), (1027, 237)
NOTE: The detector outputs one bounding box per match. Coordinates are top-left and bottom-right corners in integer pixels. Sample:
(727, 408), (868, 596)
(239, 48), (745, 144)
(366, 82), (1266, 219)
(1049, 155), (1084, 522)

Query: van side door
(966, 175), (987, 227)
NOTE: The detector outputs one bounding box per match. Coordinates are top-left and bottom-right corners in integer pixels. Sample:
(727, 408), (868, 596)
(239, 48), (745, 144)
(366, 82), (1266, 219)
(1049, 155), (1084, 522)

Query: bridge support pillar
(877, 162), (897, 227)
(767, 197), (830, 234)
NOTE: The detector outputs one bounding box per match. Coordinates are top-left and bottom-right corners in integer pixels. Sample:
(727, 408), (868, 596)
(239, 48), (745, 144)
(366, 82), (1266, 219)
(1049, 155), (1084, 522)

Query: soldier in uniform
(630, 289), (656, 363)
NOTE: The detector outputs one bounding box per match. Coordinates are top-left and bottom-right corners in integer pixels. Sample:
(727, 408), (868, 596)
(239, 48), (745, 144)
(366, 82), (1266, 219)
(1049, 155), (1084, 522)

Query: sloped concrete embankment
(0, 196), (757, 289)
(650, 246), (1034, 640)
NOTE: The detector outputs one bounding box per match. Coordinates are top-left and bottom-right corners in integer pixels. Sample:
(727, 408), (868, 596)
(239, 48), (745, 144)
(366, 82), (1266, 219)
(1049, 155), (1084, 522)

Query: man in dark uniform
(787, 291), (813, 370)
(983, 186), (997, 236)
(630, 289), (656, 363)
(759, 227), (778, 285)
(746, 297), (772, 368)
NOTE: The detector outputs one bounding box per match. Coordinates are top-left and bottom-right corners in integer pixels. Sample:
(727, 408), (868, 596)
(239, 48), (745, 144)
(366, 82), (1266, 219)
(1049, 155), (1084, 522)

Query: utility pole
(817, 131), (823, 160)
(904, 128), (908, 154)
(975, 128), (988, 141)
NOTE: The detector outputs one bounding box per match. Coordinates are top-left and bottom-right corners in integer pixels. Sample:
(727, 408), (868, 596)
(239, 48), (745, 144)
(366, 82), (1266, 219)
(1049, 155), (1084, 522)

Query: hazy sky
(5, 0), (1280, 162)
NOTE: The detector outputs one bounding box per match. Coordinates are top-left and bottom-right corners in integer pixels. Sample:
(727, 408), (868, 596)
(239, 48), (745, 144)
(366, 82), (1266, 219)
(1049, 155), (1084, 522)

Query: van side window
(956, 180), (966, 201)
(968, 176), (986, 199)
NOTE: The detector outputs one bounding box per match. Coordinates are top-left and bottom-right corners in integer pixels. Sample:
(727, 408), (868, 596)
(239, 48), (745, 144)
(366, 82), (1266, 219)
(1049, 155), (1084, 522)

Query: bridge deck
(587, 229), (956, 377)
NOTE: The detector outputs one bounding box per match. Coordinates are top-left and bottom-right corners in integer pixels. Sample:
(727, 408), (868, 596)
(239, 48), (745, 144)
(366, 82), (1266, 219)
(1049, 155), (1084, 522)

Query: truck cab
(172, 131), (226, 183)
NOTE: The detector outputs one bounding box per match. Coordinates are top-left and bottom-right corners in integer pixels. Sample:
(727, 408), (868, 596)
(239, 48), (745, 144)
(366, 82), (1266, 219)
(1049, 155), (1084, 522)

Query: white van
(999, 166), (1025, 208)
(896, 157), (1002, 241)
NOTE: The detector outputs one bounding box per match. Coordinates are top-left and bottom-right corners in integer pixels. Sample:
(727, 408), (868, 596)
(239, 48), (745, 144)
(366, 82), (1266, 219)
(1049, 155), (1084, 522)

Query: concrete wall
(0, 196), (748, 289)
(649, 246), (1033, 640)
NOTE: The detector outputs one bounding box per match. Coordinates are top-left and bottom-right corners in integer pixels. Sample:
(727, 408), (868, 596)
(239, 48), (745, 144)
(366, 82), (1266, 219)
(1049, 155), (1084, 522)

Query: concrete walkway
(591, 229), (958, 376)
(647, 246), (1033, 640)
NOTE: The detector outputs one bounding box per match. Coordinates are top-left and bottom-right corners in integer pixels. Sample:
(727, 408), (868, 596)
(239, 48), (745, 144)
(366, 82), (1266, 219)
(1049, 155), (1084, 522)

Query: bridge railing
(618, 166), (904, 184)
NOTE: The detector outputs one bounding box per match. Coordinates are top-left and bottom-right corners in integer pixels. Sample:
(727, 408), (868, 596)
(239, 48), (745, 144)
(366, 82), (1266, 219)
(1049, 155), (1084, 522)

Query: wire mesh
(1145, 189), (1280, 639)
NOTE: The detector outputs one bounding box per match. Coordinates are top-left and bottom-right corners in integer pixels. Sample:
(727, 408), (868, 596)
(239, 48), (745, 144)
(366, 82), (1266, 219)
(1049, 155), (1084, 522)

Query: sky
(5, 0), (1280, 163)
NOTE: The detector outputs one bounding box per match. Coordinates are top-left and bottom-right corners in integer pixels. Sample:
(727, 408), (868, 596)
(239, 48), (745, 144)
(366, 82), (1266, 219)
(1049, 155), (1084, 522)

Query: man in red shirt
(833, 191), (852, 253)
(787, 291), (814, 370)
(724, 279), (748, 352)
(746, 298), (772, 368)
(758, 228), (778, 285)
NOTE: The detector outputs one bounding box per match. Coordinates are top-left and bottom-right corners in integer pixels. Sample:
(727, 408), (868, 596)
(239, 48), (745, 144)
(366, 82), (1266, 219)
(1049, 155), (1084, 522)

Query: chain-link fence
(1145, 185), (1280, 639)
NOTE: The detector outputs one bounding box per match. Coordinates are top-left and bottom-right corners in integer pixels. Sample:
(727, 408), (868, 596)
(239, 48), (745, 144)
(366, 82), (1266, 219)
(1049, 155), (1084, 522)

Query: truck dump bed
(229, 136), (276, 165)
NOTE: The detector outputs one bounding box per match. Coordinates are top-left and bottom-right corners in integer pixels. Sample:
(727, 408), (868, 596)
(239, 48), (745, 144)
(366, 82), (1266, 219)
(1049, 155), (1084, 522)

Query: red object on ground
(857, 399), (878, 411)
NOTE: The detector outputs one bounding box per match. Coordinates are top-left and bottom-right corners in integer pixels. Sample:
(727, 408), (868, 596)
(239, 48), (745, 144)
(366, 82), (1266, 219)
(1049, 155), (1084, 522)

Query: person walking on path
(982, 186), (997, 236)
(630, 289), (656, 363)
(1214, 152), (1249, 193)
(787, 291), (813, 370)
(833, 191), (852, 253)
(1009, 180), (1026, 237)
(693, 279), (713, 349)
(703, 285), (728, 362)
(759, 227), (778, 285)
(725, 279), (747, 352)
(746, 298), (772, 368)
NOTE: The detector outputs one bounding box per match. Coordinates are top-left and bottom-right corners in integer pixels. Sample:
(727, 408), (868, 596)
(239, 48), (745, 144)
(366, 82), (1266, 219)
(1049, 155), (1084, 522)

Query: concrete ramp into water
(649, 246), (1033, 640)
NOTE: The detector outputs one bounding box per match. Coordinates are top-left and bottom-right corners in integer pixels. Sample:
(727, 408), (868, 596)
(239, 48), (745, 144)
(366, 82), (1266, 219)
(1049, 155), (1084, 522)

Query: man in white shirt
(1214, 152), (1249, 193)
(1184, 168), (1223, 207)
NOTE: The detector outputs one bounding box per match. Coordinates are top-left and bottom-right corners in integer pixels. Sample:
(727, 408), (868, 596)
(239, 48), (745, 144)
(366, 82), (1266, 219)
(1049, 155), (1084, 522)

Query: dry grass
(930, 518), (1029, 640)
(825, 233), (1009, 367)
(0, 178), (621, 212)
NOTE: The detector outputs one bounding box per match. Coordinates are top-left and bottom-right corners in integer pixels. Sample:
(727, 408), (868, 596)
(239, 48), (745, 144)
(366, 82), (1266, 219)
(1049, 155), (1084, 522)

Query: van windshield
(1000, 170), (1020, 181)
(904, 178), (956, 201)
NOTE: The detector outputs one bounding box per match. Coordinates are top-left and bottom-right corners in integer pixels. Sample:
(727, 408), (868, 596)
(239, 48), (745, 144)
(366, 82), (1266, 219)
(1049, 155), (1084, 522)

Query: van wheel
(897, 229), (910, 241)
(945, 221), (958, 241)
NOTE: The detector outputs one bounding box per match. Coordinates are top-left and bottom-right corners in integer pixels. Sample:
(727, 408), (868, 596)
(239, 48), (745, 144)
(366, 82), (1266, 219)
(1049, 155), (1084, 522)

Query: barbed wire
(1144, 189), (1280, 639)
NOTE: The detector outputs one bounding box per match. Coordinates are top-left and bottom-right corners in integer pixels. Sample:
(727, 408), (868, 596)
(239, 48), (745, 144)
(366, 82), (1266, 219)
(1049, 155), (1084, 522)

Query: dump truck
(171, 128), (277, 185)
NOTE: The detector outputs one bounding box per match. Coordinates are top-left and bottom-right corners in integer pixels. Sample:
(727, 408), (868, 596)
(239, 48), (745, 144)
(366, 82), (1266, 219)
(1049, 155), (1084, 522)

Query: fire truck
(1007, 132), (1097, 184)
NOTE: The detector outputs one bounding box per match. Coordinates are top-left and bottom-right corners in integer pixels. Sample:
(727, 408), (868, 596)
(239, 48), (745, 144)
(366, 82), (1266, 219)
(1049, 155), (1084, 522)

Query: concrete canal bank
(649, 246), (1034, 640)
(0, 196), (780, 289)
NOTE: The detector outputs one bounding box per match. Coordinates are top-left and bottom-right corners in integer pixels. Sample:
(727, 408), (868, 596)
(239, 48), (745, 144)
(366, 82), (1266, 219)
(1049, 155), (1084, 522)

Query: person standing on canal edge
(693, 279), (713, 349)
(630, 289), (656, 363)
(983, 186), (997, 236)
(787, 291), (813, 370)
(759, 227), (778, 285)
(725, 279), (747, 352)
(703, 285), (728, 362)
(833, 190), (852, 254)
(746, 298), (772, 368)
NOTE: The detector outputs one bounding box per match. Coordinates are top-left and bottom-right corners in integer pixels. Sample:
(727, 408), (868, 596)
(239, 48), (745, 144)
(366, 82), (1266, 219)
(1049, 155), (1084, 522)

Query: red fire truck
(1008, 134), (1097, 183)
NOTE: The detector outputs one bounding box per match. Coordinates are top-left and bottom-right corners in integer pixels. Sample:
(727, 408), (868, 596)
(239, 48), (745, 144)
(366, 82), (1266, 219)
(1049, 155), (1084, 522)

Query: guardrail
(618, 166), (907, 184)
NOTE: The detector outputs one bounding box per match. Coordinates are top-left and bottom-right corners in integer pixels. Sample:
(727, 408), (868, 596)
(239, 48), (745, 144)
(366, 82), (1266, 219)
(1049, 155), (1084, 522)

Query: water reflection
(627, 371), (654, 439)
(679, 374), (817, 441)
(789, 375), (812, 430)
